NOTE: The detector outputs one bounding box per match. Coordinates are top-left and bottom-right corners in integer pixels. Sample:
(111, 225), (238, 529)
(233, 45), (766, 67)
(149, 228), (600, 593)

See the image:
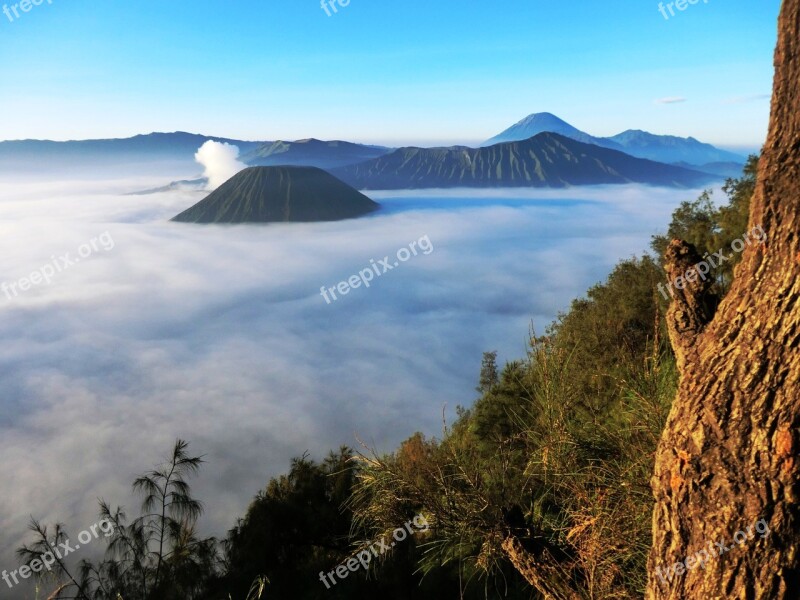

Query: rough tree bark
(648, 1), (800, 598)
(502, 535), (583, 600)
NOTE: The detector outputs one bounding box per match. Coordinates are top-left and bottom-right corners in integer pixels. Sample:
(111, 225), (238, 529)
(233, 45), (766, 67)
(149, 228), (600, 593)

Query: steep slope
(334, 133), (717, 189)
(242, 138), (391, 169)
(171, 166), (379, 223)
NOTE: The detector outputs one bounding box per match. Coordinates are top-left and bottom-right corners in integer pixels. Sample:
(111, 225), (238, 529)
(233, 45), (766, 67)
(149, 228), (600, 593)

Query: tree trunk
(648, 1), (800, 598)
(502, 535), (584, 600)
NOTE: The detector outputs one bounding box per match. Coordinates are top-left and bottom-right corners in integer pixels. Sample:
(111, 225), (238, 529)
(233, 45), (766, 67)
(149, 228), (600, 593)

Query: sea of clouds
(0, 164), (705, 597)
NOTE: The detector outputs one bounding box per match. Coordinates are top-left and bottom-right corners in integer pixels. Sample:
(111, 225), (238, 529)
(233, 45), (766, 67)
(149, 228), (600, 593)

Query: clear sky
(0, 0), (781, 149)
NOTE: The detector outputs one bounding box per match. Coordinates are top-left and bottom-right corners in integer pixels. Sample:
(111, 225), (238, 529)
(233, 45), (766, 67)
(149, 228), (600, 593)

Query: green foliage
(651, 154), (759, 294)
(476, 351), (499, 394)
(651, 191), (718, 259)
(547, 255), (666, 404)
(471, 359), (529, 444)
(20, 159), (759, 600)
(352, 320), (674, 598)
(217, 448), (356, 599)
(18, 440), (218, 600)
(215, 446), (472, 600)
(350, 429), (533, 598)
(351, 158), (758, 598)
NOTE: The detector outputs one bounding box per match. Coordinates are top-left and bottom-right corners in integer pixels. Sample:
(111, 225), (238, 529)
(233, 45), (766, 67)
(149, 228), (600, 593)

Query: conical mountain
(482, 112), (622, 149)
(171, 166), (379, 223)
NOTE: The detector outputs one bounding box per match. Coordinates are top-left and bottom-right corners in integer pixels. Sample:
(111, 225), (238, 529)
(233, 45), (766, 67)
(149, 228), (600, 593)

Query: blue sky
(0, 0), (781, 148)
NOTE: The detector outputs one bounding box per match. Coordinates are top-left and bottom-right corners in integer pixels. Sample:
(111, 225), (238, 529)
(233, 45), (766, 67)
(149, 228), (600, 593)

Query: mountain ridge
(607, 129), (745, 164)
(333, 132), (717, 189)
(0, 132), (392, 173)
(242, 138), (391, 169)
(483, 113), (747, 167)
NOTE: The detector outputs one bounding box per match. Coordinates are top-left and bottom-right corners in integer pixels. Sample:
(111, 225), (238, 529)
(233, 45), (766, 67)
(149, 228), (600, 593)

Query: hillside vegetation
(21, 157), (757, 599)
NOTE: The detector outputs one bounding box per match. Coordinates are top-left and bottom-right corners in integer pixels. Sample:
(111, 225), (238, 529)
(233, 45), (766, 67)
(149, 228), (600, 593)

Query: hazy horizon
(0, 126), (767, 156)
(0, 1), (780, 147)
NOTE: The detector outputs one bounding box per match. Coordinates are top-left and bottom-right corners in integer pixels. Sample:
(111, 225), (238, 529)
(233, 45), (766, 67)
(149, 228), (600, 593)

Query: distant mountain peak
(482, 112), (622, 151)
(484, 113), (745, 166)
(514, 112), (575, 128)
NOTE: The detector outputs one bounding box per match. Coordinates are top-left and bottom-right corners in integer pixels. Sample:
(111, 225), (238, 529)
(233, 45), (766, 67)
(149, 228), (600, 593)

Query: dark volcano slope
(171, 166), (379, 223)
(333, 132), (717, 189)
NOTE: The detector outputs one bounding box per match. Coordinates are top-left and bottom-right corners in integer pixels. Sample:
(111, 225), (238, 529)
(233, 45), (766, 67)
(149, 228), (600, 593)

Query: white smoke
(195, 141), (248, 190)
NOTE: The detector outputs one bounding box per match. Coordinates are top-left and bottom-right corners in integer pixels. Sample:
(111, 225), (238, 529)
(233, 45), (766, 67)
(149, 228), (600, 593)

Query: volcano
(171, 166), (379, 223)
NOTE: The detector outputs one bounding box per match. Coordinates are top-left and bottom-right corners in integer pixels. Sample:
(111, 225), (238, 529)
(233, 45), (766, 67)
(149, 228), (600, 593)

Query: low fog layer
(0, 172), (703, 596)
